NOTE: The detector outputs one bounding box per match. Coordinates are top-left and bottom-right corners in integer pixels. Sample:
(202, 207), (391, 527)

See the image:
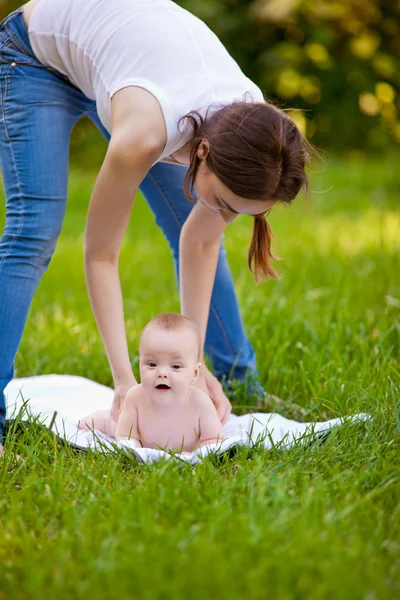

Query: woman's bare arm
(85, 87), (167, 400)
(179, 201), (228, 350)
(179, 202), (233, 422)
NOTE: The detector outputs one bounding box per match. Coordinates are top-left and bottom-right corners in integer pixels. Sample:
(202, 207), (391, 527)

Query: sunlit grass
(0, 155), (399, 599)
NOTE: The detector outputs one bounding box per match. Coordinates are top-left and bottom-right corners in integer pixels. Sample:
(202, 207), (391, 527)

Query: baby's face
(139, 326), (200, 402)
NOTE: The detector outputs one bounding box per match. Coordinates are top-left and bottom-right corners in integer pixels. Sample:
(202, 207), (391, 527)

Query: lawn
(0, 154), (399, 599)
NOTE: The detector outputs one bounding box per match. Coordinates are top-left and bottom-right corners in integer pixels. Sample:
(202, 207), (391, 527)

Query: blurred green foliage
(180, 0), (400, 153)
(1, 0), (399, 157)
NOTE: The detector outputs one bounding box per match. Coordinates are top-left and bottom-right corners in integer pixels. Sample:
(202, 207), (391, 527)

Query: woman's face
(193, 143), (275, 223)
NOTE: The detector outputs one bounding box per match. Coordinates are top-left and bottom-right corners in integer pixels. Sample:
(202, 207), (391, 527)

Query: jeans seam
(0, 64), (3, 115)
(3, 9), (33, 57)
(0, 7), (24, 28)
(0, 39), (11, 52)
(148, 168), (236, 360)
(0, 64), (25, 271)
(5, 27), (32, 59)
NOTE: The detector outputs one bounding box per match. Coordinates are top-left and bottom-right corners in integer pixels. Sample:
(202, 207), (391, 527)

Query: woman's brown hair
(179, 100), (313, 282)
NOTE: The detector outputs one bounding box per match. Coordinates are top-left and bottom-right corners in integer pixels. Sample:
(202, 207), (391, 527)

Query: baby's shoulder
(124, 383), (148, 405)
(190, 387), (216, 412)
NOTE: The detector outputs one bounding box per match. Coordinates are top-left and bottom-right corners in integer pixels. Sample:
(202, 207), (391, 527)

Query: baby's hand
(116, 436), (142, 448)
(199, 438), (224, 447)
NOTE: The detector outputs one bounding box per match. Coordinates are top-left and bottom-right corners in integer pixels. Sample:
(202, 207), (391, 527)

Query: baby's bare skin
(79, 383), (223, 451)
(79, 409), (118, 439)
(79, 319), (224, 451)
(120, 383), (223, 450)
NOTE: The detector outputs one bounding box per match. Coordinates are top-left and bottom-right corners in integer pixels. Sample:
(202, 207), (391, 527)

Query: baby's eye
(148, 362), (157, 368)
(172, 364), (182, 370)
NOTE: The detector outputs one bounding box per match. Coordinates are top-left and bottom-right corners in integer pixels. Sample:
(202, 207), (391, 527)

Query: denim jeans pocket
(0, 8), (41, 66)
(0, 38), (11, 54)
(0, 23), (12, 50)
(0, 8), (24, 37)
(0, 45), (37, 69)
(0, 14), (70, 85)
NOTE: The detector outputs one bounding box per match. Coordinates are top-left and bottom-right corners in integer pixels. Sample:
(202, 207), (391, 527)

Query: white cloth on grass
(4, 375), (368, 465)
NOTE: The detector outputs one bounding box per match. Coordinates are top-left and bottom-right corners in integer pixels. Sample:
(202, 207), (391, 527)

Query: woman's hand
(111, 380), (137, 423)
(196, 365), (232, 425)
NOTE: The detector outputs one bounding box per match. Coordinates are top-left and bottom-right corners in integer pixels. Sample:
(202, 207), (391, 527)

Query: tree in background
(181, 0), (399, 152)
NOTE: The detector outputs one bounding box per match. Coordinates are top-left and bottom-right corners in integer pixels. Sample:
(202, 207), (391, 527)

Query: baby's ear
(191, 362), (202, 384)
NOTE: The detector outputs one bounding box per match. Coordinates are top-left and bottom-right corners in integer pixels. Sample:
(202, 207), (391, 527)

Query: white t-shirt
(28, 0), (264, 163)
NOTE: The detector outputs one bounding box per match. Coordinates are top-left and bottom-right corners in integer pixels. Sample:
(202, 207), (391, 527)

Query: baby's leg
(78, 410), (117, 438)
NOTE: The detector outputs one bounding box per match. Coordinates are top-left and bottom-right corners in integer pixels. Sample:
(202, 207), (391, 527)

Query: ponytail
(248, 213), (279, 283)
(179, 101), (312, 283)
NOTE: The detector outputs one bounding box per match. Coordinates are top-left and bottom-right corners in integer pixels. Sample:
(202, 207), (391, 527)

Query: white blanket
(4, 375), (368, 464)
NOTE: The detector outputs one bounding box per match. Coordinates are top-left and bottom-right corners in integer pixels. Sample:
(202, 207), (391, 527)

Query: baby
(79, 313), (225, 452)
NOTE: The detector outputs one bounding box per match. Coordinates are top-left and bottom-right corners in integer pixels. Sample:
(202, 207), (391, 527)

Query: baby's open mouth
(155, 384), (171, 390)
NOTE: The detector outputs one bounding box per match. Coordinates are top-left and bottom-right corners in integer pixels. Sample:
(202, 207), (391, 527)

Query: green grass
(1, 154), (399, 599)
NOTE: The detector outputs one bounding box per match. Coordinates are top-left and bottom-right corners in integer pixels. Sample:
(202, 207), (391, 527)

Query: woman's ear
(191, 363), (202, 384)
(196, 139), (210, 160)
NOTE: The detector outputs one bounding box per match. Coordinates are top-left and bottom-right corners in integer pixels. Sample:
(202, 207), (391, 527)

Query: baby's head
(139, 313), (202, 401)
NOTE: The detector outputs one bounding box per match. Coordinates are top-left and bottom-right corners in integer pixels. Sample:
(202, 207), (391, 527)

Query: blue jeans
(0, 9), (263, 440)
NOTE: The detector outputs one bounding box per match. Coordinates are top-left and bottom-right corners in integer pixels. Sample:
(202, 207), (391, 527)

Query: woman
(0, 0), (310, 447)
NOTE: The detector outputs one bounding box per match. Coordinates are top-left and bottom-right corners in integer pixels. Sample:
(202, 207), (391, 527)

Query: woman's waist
(22, 0), (42, 29)
(0, 6), (36, 62)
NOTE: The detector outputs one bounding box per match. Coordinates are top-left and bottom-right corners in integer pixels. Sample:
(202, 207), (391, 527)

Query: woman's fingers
(220, 399), (232, 425)
(110, 395), (122, 423)
(216, 393), (232, 425)
(111, 380), (137, 422)
(204, 369), (232, 425)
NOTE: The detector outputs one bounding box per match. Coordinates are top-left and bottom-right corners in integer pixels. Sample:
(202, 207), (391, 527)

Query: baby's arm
(197, 391), (225, 447)
(78, 410), (117, 438)
(115, 385), (143, 447)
